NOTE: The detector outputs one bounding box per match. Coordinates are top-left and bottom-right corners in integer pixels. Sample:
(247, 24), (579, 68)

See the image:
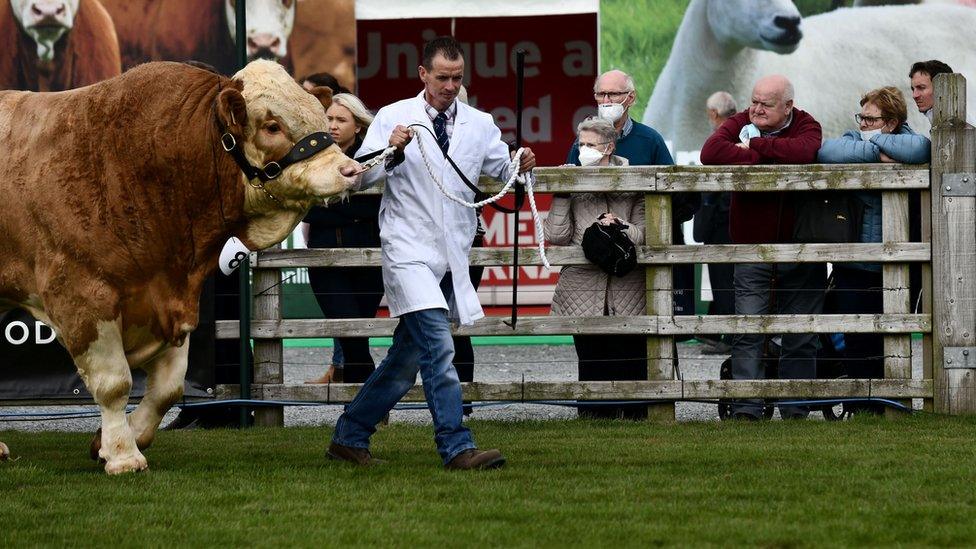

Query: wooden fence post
(252, 246), (284, 426)
(882, 190), (911, 417)
(646, 189), (675, 421)
(931, 73), (976, 414)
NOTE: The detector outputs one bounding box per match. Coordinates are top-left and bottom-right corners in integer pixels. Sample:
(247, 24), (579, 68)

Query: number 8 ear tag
(219, 237), (252, 275)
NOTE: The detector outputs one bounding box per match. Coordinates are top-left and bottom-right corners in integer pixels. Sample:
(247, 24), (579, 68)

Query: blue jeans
(331, 306), (475, 463)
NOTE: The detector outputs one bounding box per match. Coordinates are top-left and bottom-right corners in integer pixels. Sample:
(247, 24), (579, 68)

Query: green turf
(3, 414), (976, 546)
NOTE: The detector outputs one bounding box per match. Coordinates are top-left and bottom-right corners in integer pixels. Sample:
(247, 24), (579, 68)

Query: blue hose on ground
(0, 397), (913, 421)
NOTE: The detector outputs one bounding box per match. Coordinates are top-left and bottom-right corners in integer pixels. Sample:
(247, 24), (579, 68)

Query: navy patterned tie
(433, 112), (450, 155)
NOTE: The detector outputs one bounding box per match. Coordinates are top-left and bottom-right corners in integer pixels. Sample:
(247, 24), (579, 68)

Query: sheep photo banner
(637, 0), (976, 158)
(0, 0), (356, 400)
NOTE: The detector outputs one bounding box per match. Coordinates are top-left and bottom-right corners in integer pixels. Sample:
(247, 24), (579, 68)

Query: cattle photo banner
(0, 0), (356, 400)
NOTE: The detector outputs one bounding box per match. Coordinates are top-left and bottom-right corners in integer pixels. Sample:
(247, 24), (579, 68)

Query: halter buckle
(262, 161), (282, 180)
(221, 133), (237, 152)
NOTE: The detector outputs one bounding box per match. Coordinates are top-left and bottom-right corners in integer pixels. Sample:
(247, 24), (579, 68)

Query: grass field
(600, 0), (845, 123)
(4, 414), (976, 546)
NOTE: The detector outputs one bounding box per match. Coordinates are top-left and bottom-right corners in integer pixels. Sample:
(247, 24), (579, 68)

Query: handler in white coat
(328, 36), (535, 470)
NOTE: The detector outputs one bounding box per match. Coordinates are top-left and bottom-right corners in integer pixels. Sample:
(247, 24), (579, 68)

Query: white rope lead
(412, 134), (551, 270)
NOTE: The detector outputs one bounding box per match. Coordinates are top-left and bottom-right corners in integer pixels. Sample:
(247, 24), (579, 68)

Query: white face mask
(597, 102), (626, 123)
(860, 128), (883, 141)
(578, 145), (606, 166)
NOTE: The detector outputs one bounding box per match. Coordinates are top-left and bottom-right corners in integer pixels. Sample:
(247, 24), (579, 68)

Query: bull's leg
(75, 320), (147, 474)
(129, 344), (189, 450)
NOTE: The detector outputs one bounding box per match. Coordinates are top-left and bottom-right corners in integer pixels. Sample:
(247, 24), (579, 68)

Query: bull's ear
(217, 88), (248, 136)
(308, 85), (333, 111)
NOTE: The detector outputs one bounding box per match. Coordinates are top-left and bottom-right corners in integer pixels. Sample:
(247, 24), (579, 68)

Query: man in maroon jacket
(700, 75), (824, 420)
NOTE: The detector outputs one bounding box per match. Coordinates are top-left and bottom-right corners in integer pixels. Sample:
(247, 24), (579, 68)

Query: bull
(0, 59), (359, 474)
(99, 0), (297, 75)
(0, 0), (121, 91)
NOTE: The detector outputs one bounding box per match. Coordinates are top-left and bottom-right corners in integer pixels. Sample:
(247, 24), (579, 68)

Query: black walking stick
(505, 49), (527, 330)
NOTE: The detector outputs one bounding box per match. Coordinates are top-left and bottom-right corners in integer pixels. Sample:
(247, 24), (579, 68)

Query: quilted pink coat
(544, 156), (646, 317)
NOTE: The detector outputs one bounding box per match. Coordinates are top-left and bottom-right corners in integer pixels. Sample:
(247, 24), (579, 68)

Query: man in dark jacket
(700, 75), (824, 420)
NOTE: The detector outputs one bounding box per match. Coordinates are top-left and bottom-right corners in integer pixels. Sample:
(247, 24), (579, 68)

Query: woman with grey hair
(301, 93), (384, 385)
(544, 116), (648, 419)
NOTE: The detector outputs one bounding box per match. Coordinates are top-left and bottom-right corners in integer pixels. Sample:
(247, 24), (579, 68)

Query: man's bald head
(749, 75), (795, 132)
(594, 70), (635, 95)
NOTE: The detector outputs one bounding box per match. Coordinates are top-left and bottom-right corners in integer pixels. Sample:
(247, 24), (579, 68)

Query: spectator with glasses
(817, 86), (930, 412)
(565, 69), (699, 361)
(547, 116), (648, 419)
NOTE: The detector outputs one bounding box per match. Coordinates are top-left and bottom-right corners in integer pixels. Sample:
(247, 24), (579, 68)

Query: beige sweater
(543, 156), (646, 316)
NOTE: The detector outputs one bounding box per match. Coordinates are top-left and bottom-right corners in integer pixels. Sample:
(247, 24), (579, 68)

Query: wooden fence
(215, 74), (976, 426)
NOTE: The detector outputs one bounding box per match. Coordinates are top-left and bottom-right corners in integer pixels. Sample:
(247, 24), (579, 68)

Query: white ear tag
(219, 237), (252, 275)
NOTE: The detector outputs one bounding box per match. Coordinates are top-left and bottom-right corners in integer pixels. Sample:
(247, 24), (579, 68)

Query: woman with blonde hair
(301, 93), (384, 384)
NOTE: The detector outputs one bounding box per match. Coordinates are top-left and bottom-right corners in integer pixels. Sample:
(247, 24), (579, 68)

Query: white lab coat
(357, 91), (513, 325)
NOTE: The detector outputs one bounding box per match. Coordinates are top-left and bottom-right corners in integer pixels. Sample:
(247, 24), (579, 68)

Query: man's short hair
(422, 36), (464, 69)
(861, 86), (909, 127)
(909, 60), (954, 79)
(706, 91), (737, 117)
(592, 71), (635, 94)
(299, 72), (350, 94)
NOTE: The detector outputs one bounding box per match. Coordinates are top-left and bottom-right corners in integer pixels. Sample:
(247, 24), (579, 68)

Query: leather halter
(221, 131), (335, 205)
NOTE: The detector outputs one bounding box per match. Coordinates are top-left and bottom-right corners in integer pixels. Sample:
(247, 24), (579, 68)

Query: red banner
(357, 13), (598, 301)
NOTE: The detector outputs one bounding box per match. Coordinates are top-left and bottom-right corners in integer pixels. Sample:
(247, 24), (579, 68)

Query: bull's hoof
(104, 453), (149, 475)
(89, 429), (103, 462)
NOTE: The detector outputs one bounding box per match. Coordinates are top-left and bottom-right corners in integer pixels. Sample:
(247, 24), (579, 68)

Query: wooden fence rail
(217, 74), (976, 424)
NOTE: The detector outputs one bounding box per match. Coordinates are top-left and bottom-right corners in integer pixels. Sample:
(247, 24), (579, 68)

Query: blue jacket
(817, 123), (930, 165)
(817, 124), (930, 271)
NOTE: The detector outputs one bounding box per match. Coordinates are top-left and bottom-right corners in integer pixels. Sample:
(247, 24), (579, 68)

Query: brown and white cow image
(0, 0), (121, 91)
(100, 0), (298, 75)
(0, 59), (359, 474)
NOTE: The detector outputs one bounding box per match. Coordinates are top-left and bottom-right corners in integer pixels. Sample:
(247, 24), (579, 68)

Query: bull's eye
(266, 122), (281, 134)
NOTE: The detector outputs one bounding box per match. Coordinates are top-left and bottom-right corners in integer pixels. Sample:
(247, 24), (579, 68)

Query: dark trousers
(309, 266), (384, 383)
(705, 228), (735, 343)
(731, 262), (827, 418)
(575, 334), (648, 419)
(827, 266), (884, 379)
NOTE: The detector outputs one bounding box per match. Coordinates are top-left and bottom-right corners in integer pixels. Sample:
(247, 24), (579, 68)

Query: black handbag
(793, 193), (866, 243)
(581, 218), (638, 277)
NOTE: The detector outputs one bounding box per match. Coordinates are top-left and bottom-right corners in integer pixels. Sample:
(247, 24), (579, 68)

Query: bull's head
(224, 0), (296, 62)
(10, 0), (80, 62)
(216, 60), (359, 227)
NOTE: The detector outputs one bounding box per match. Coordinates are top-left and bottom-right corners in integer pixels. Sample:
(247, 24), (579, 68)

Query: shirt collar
(424, 98), (457, 122)
(620, 117), (634, 138)
(760, 110), (794, 137)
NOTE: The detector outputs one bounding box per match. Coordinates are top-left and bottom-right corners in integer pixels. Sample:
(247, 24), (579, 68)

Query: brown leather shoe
(327, 442), (383, 466)
(305, 365), (342, 384)
(445, 448), (506, 471)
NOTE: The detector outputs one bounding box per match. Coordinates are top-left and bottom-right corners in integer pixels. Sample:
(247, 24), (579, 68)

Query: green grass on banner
(3, 414), (976, 546)
(601, 0), (844, 123)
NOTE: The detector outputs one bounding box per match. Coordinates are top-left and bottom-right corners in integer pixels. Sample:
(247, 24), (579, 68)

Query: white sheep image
(643, 0), (976, 154)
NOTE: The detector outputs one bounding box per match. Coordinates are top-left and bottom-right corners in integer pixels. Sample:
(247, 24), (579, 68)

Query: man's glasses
(854, 113), (885, 125)
(594, 91), (631, 101)
(579, 141), (612, 148)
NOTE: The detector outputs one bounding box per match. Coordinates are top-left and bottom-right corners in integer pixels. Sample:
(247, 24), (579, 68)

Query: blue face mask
(860, 128), (883, 141)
